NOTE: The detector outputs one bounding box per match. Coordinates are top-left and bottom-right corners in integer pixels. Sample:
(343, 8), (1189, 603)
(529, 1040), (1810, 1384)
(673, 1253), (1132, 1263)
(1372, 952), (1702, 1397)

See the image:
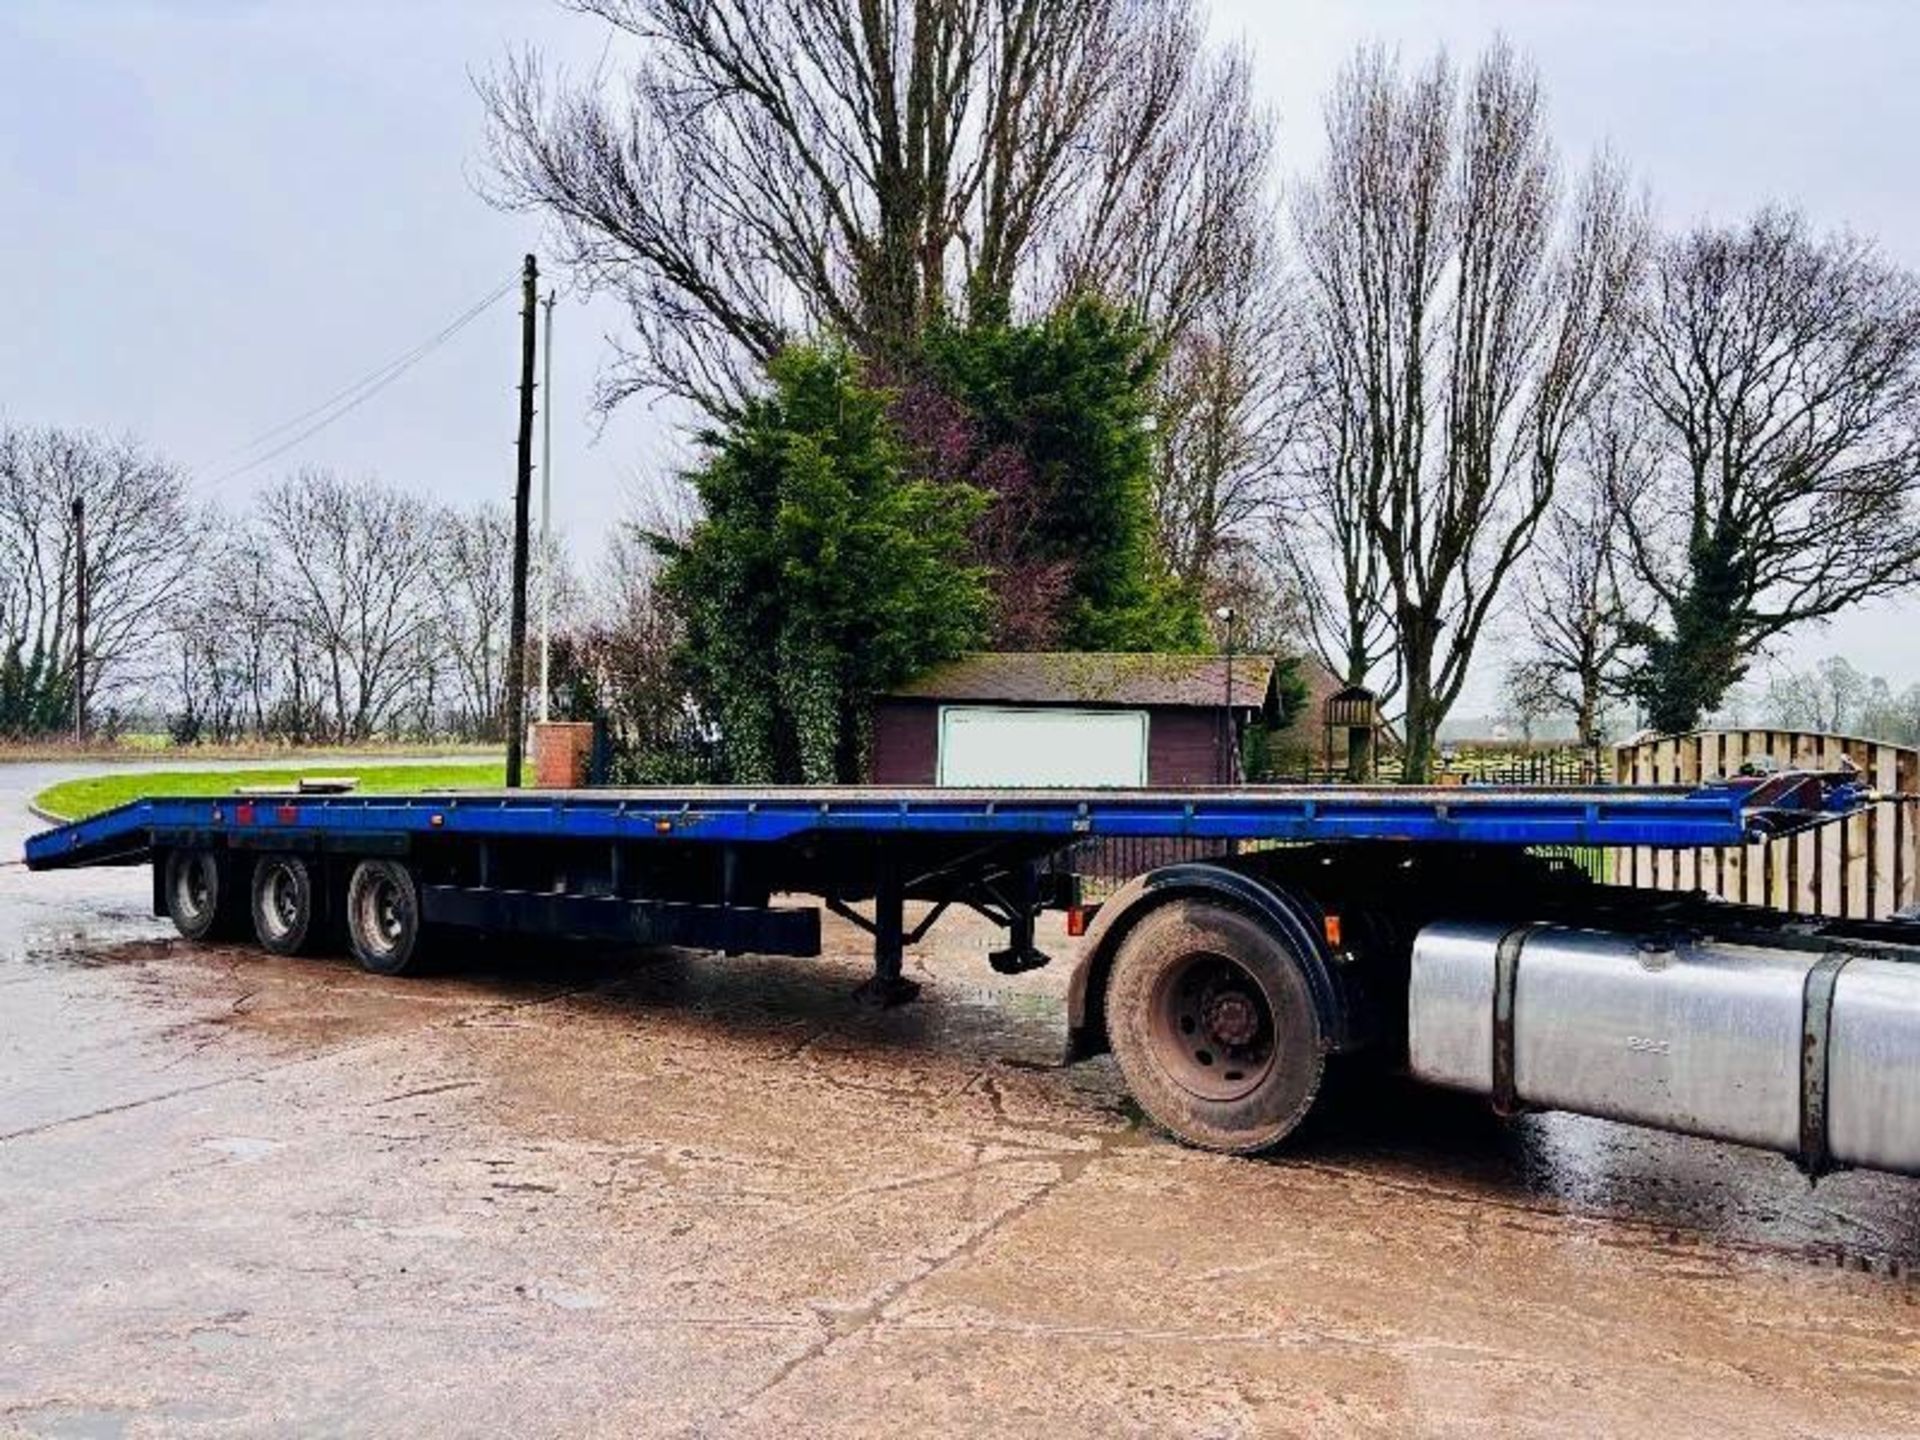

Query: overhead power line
(202, 272), (519, 486)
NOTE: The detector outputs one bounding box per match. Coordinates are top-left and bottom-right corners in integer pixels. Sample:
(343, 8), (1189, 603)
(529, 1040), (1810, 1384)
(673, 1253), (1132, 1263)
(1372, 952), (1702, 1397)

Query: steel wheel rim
(1145, 950), (1278, 1103)
(357, 873), (405, 955)
(176, 855), (214, 922)
(261, 864), (300, 941)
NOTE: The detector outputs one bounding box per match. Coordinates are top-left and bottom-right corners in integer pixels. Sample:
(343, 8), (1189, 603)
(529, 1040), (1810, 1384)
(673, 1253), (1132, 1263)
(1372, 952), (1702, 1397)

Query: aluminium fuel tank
(1408, 919), (1920, 1176)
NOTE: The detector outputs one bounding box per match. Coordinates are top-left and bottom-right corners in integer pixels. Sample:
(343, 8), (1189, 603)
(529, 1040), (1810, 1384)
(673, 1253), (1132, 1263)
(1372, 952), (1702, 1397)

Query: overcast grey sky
(4, 0), (1917, 710)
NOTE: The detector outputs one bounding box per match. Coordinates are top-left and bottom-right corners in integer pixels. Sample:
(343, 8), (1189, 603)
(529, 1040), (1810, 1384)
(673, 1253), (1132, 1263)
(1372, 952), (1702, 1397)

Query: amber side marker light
(1323, 913), (1343, 949)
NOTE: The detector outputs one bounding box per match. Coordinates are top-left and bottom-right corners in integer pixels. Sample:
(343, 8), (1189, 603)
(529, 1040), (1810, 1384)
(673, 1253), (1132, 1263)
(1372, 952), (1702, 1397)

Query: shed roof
(885, 652), (1277, 709)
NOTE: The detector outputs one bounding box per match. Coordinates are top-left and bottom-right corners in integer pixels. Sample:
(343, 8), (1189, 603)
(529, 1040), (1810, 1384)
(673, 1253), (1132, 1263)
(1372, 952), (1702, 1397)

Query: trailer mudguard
(1063, 861), (1364, 1063)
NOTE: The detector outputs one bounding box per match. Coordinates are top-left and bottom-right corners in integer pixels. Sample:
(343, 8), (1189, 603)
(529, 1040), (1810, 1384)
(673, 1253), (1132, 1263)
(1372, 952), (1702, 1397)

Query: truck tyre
(250, 854), (322, 956)
(345, 859), (425, 976)
(163, 848), (246, 942)
(1106, 899), (1325, 1155)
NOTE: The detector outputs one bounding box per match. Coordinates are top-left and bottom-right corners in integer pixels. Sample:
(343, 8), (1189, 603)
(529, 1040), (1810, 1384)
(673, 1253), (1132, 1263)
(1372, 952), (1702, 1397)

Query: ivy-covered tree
(0, 638), (71, 736)
(1617, 209), (1920, 733)
(920, 298), (1206, 652)
(655, 346), (989, 783)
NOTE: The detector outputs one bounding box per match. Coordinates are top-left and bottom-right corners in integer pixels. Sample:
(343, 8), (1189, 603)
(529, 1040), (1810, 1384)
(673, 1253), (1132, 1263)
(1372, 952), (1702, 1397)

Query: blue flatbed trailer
(26, 771), (1920, 1177)
(22, 777), (1842, 867)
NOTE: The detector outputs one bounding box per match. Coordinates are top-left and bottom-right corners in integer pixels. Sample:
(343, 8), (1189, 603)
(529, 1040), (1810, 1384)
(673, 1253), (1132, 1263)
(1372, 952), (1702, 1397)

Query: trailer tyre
(163, 849), (247, 942)
(1106, 899), (1325, 1155)
(250, 854), (322, 956)
(346, 859), (425, 976)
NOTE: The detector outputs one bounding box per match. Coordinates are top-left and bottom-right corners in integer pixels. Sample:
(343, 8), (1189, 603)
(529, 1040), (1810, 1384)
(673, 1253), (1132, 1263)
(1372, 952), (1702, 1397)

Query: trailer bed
(24, 774), (1866, 872)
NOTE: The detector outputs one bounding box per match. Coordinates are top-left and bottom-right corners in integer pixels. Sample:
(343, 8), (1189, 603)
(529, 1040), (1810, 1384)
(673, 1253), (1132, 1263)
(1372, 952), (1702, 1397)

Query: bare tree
(1619, 207), (1920, 733)
(480, 0), (1255, 415)
(163, 517), (283, 744)
(1292, 42), (1645, 779)
(1282, 333), (1399, 708)
(1860, 676), (1920, 747)
(0, 426), (198, 722)
(554, 522), (709, 778)
(1499, 657), (1562, 745)
(256, 472), (438, 743)
(432, 504), (514, 739)
(1759, 654), (1878, 735)
(1512, 405), (1652, 746)
(1151, 219), (1306, 593)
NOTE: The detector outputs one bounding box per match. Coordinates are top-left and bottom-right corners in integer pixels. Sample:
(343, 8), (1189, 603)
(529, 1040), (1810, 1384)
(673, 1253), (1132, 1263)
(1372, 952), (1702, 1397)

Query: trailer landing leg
(987, 865), (1050, 975)
(853, 868), (920, 1009)
(988, 908), (1049, 975)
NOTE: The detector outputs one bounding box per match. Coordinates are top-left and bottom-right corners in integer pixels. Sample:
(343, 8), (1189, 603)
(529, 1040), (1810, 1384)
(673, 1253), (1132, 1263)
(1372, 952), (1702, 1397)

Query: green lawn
(34, 762), (507, 822)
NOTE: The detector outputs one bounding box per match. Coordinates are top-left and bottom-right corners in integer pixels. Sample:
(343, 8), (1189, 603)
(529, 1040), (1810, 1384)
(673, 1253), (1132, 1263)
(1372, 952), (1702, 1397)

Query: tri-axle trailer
(26, 771), (1920, 1177)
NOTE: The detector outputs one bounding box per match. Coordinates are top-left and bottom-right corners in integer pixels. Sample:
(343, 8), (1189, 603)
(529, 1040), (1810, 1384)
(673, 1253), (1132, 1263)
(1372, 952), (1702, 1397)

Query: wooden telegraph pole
(504, 254), (538, 788)
(72, 496), (87, 742)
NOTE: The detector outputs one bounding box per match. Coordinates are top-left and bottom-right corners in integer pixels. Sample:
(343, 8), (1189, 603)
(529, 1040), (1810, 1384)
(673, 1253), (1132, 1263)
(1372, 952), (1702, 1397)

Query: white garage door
(936, 706), (1149, 788)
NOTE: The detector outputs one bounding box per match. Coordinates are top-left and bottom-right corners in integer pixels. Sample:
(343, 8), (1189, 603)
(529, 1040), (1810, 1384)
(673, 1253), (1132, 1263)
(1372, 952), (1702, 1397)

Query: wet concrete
(3, 768), (1919, 1436)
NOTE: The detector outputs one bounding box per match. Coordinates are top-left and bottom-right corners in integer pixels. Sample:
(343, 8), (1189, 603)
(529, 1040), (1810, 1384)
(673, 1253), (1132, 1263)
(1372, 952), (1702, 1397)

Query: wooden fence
(1613, 729), (1920, 920)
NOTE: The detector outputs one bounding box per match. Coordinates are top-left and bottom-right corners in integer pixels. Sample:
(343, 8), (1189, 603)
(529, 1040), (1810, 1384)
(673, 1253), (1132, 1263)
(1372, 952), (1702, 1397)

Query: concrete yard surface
(3, 766), (1920, 1437)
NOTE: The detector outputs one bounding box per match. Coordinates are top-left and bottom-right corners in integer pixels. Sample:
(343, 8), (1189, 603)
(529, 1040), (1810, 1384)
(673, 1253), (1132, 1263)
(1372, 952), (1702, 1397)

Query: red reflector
(276, 805), (298, 824)
(234, 804), (255, 826)
(1066, 905), (1087, 938)
(1323, 913), (1343, 948)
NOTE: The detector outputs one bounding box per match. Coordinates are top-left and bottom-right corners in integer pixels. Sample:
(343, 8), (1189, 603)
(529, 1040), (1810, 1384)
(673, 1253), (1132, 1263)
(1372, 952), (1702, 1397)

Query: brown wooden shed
(871, 652), (1280, 788)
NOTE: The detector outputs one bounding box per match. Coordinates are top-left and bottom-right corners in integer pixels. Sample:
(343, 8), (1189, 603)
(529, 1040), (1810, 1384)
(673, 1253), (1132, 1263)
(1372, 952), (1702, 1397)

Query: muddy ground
(3, 765), (1919, 1437)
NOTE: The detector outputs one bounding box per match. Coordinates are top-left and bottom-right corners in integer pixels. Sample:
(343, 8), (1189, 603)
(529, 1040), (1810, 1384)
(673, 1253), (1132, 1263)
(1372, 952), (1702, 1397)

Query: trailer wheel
(163, 849), (246, 942)
(250, 854), (322, 956)
(1106, 899), (1324, 1155)
(345, 859), (425, 976)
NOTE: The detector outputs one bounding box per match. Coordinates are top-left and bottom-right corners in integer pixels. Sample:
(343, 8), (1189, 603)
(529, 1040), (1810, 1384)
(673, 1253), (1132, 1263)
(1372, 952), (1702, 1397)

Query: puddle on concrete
(11, 1408), (132, 1440)
(200, 1136), (284, 1161)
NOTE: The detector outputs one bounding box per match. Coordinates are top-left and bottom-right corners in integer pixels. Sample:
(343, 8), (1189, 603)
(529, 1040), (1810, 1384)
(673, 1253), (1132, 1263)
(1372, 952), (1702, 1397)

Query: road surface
(3, 761), (1918, 1436)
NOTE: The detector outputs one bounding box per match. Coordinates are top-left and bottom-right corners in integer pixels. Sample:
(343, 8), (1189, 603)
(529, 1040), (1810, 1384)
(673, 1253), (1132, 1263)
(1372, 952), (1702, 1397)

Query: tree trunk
(1399, 620), (1440, 783)
(1345, 726), (1375, 784)
(1576, 681), (1599, 750)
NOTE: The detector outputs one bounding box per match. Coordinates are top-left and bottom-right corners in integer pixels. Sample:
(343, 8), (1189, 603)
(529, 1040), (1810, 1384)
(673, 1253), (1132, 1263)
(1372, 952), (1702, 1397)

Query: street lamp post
(1215, 606), (1236, 785)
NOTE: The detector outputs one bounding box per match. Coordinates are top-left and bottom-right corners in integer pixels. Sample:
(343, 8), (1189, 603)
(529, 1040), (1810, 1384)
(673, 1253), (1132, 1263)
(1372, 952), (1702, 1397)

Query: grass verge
(34, 761), (507, 823)
(0, 738), (501, 764)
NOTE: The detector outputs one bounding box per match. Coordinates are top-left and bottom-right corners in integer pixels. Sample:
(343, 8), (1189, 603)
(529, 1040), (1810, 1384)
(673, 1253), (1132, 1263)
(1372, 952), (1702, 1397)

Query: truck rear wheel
(345, 859), (425, 976)
(163, 849), (246, 942)
(1106, 899), (1325, 1154)
(250, 854), (322, 956)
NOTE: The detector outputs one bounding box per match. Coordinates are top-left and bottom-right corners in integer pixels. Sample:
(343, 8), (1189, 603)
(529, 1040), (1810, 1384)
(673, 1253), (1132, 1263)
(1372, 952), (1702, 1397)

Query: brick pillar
(530, 721), (596, 788)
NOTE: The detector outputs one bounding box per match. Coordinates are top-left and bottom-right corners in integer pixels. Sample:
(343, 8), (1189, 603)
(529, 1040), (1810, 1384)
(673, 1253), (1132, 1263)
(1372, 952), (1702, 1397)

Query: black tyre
(250, 854), (322, 956)
(345, 859), (425, 976)
(1106, 899), (1325, 1155)
(162, 849), (247, 942)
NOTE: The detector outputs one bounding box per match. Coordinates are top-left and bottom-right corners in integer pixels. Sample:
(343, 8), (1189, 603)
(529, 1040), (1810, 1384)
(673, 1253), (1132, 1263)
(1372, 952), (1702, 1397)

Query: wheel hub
(1203, 989), (1261, 1047)
(372, 882), (402, 945)
(177, 855), (214, 919)
(1145, 951), (1280, 1103)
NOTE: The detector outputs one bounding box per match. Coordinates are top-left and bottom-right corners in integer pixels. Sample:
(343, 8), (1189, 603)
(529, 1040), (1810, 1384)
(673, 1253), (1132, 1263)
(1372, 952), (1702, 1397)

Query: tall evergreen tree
(921, 299), (1205, 652)
(655, 346), (989, 783)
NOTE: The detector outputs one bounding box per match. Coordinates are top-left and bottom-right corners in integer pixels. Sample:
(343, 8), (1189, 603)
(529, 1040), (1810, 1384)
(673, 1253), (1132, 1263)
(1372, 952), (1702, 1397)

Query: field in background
(0, 737), (501, 765)
(34, 761), (507, 822)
